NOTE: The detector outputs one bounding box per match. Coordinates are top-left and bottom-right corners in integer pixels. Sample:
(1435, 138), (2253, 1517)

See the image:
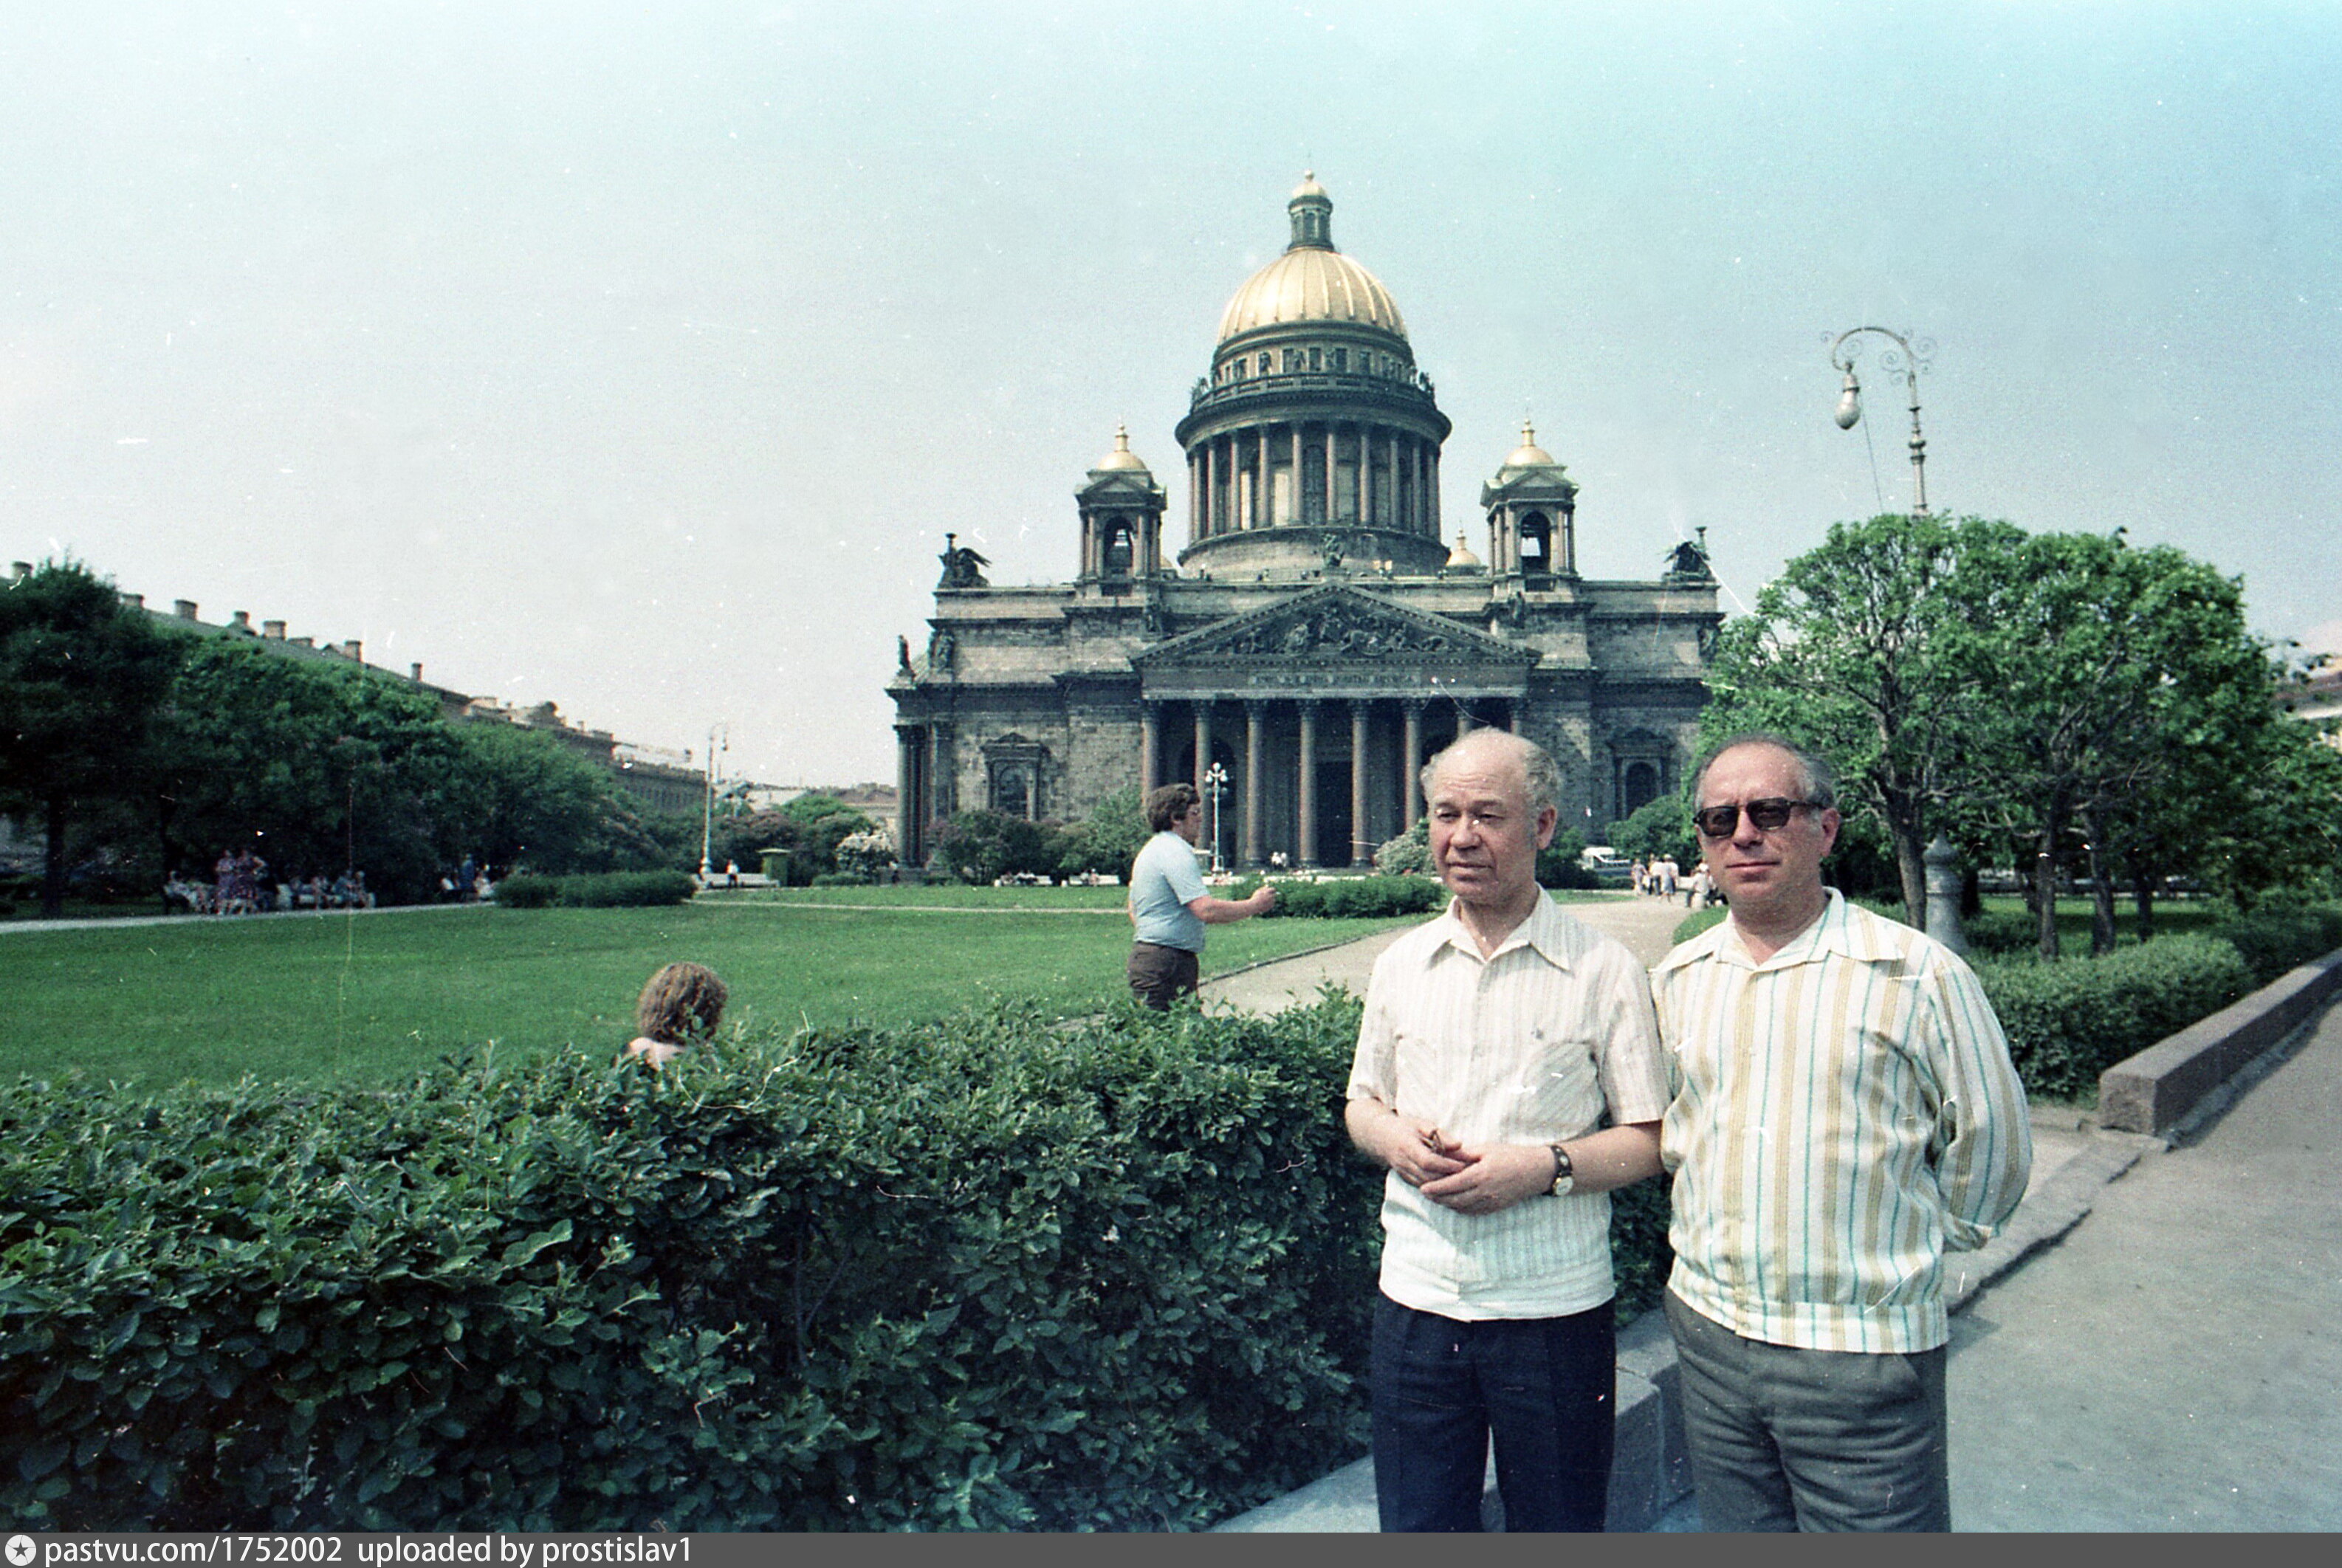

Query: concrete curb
(2098, 949), (2342, 1134)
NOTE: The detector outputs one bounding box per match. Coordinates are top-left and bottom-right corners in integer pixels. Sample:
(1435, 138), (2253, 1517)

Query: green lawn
(0, 901), (1418, 1087)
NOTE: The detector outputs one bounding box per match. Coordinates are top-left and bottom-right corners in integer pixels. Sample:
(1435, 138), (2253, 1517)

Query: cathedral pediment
(1136, 585), (1532, 698)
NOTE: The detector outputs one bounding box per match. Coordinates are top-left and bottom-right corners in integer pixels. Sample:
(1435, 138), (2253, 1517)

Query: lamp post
(1202, 760), (1229, 876)
(698, 722), (728, 880)
(1827, 326), (1934, 517)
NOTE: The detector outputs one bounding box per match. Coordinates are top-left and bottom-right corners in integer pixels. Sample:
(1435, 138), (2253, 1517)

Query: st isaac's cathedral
(887, 176), (1721, 872)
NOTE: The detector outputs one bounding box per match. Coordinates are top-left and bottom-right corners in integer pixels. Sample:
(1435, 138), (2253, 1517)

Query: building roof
(1216, 175), (1409, 343)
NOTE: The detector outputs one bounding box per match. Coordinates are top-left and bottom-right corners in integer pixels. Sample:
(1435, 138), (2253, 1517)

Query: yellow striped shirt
(1654, 891), (2032, 1353)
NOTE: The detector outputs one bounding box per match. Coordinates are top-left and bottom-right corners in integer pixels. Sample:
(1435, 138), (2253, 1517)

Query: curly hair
(634, 961), (729, 1045)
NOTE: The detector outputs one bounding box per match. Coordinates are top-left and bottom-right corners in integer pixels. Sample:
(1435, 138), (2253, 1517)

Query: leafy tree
(708, 809), (806, 882)
(1605, 792), (1697, 867)
(138, 638), (461, 904)
(1954, 532), (2278, 958)
(778, 792), (877, 878)
(936, 808), (1062, 884)
(1373, 816), (1433, 876)
(0, 561), (183, 915)
(442, 721), (679, 880)
(1701, 515), (2025, 929)
(1534, 827), (1593, 890)
(1056, 785), (1149, 878)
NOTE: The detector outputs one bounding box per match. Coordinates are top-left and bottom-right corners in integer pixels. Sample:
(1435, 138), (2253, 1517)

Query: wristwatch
(1548, 1143), (1576, 1197)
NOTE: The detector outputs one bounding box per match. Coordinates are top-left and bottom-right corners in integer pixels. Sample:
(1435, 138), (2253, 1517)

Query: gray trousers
(1666, 1292), (1951, 1532)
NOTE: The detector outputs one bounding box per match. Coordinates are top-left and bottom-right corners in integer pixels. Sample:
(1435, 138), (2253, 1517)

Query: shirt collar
(1658, 889), (1904, 973)
(1435, 888), (1576, 970)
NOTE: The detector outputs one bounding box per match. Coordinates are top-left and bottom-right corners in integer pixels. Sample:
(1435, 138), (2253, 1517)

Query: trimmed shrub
(489, 872), (559, 908)
(1960, 907), (2038, 957)
(491, 870), (692, 908)
(2204, 904), (2342, 986)
(1254, 876), (1442, 920)
(0, 1000), (1360, 1530)
(0, 993), (1679, 1531)
(1974, 933), (2254, 1101)
(1373, 821), (1432, 877)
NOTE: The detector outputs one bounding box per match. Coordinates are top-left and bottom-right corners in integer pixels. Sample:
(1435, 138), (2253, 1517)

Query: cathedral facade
(887, 177), (1720, 872)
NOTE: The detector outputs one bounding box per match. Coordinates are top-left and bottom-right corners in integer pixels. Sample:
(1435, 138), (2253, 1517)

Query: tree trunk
(41, 790), (69, 919)
(1893, 821), (1929, 932)
(2085, 835), (2118, 955)
(2032, 842), (2061, 961)
(2126, 850), (2157, 941)
(155, 793), (179, 915)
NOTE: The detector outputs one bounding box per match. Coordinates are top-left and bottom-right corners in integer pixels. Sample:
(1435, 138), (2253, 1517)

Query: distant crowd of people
(1631, 853), (1717, 909)
(164, 849), (374, 915)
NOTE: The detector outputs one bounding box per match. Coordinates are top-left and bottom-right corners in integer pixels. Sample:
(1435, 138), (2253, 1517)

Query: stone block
(2099, 952), (2342, 1133)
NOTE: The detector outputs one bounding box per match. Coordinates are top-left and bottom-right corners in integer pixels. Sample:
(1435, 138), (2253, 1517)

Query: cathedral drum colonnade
(888, 176), (1720, 873)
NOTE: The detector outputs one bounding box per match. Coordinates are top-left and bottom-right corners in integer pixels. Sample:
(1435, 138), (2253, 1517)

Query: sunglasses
(1692, 798), (1820, 839)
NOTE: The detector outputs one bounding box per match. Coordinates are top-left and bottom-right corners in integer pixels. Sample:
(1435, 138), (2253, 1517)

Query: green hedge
(492, 870), (697, 909)
(2204, 905), (2342, 986)
(1974, 933), (2254, 1101)
(1254, 876), (1445, 920)
(0, 994), (1681, 1530)
(0, 1000), (1367, 1530)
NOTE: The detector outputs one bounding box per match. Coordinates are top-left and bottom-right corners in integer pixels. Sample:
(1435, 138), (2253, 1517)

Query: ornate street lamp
(1203, 760), (1229, 876)
(1827, 326), (1934, 517)
(698, 721), (729, 881)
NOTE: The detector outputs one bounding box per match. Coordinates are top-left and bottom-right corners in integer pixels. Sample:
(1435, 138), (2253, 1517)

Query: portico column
(1402, 701), (1424, 832)
(1193, 701), (1214, 795)
(1455, 701), (1474, 737)
(1507, 701), (1522, 735)
(1291, 424), (1304, 523)
(895, 726), (918, 870)
(1244, 701), (1266, 868)
(1387, 433), (1401, 528)
(1405, 442), (1424, 540)
(930, 722), (955, 823)
(1139, 701), (1160, 792)
(1297, 701), (1319, 869)
(1322, 427), (1336, 524)
(1247, 429), (1262, 528)
(1350, 699), (1372, 867)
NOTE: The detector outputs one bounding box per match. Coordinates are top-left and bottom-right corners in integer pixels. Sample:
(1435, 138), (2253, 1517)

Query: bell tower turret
(1480, 422), (1579, 584)
(1075, 424), (1165, 593)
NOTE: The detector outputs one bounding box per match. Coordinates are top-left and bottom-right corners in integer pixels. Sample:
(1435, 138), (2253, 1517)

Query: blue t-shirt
(1129, 830), (1209, 952)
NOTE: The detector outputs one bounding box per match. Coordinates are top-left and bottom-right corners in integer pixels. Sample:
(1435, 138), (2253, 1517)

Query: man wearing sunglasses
(1652, 732), (2032, 1531)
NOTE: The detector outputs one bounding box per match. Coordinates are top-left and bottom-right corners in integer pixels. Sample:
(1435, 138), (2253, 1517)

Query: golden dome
(1095, 423), (1148, 471)
(1446, 532), (1483, 568)
(1504, 421), (1556, 468)
(1216, 176), (1409, 343)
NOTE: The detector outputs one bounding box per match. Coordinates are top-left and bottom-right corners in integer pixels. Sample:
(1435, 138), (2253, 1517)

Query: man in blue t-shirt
(1126, 782), (1277, 1008)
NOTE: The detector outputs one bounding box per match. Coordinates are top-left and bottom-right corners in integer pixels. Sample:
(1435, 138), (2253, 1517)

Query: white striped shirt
(1654, 891), (2033, 1353)
(1347, 893), (1671, 1320)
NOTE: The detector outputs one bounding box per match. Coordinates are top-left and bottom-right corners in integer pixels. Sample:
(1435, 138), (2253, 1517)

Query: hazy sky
(6, 2), (2338, 785)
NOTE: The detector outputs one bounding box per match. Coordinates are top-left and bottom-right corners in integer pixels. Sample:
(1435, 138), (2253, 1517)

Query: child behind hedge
(620, 961), (728, 1068)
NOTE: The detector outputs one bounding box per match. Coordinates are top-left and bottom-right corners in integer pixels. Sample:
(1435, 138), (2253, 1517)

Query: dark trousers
(1666, 1291), (1951, 1531)
(1370, 1293), (1616, 1532)
(1126, 941), (1200, 1010)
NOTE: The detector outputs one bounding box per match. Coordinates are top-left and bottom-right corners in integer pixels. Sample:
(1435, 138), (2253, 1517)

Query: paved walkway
(1942, 993), (2342, 1530)
(1207, 896), (2342, 1531)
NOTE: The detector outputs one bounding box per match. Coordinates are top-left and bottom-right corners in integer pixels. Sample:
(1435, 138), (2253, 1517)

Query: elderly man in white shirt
(1345, 729), (1669, 1532)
